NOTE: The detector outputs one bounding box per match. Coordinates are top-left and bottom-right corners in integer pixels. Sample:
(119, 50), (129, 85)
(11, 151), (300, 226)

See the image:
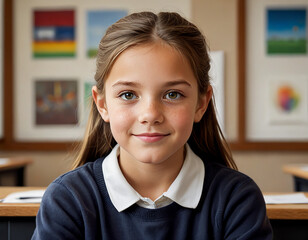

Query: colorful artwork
(269, 78), (308, 124)
(33, 10), (75, 58)
(35, 80), (78, 125)
(86, 10), (127, 57)
(277, 85), (300, 112)
(266, 8), (307, 54)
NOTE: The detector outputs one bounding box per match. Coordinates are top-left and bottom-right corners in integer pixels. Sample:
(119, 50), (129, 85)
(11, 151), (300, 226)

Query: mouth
(133, 133), (170, 143)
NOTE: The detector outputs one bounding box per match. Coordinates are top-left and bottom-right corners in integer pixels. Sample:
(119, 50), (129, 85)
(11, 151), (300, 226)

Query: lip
(133, 133), (170, 143)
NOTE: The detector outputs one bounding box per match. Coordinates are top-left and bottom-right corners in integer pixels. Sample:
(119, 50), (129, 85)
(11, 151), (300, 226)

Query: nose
(138, 99), (164, 125)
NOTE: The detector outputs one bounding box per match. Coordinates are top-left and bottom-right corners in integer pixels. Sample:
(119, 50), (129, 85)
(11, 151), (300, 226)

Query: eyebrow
(111, 79), (192, 88)
(165, 80), (192, 88)
(112, 80), (141, 88)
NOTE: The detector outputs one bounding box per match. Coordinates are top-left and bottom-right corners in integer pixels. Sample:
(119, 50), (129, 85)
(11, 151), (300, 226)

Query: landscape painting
(266, 8), (306, 54)
(86, 10), (127, 57)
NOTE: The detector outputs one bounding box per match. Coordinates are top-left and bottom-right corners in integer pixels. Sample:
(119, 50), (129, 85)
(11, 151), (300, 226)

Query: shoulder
(205, 161), (259, 192)
(202, 160), (266, 211)
(43, 157), (105, 205)
(34, 158), (107, 239)
(201, 161), (272, 239)
(55, 157), (104, 186)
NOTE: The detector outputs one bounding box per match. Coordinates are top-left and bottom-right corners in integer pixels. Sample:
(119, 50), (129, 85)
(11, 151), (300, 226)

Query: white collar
(102, 144), (205, 212)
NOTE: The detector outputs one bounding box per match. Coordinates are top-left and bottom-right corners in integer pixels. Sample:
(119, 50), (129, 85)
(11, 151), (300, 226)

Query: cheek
(169, 106), (195, 132)
(108, 108), (133, 134)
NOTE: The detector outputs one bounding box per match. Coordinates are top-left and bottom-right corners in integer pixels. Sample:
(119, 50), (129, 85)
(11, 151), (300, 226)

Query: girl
(32, 12), (272, 239)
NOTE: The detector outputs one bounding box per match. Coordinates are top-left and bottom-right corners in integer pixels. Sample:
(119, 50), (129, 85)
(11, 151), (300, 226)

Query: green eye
(166, 92), (181, 100)
(120, 92), (136, 100)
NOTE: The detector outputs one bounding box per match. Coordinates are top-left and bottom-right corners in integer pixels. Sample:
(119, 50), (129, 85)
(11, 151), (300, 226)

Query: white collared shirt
(102, 144), (205, 212)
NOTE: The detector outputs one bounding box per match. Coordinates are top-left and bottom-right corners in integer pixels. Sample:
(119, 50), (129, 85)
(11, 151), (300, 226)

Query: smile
(133, 133), (170, 143)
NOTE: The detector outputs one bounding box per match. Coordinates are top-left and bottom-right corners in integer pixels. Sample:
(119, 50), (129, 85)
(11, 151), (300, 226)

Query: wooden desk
(0, 158), (33, 186)
(267, 199), (308, 219)
(0, 187), (44, 240)
(1, 188), (308, 240)
(283, 164), (308, 191)
(265, 192), (308, 240)
(0, 187), (43, 216)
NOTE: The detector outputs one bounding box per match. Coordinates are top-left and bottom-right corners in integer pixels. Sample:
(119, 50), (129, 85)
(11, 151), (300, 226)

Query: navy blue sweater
(32, 157), (272, 239)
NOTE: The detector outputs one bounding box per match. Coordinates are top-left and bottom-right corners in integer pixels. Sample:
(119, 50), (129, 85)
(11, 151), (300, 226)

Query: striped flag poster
(33, 10), (76, 58)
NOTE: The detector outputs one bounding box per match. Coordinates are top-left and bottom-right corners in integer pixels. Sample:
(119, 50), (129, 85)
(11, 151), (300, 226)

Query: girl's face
(93, 42), (212, 166)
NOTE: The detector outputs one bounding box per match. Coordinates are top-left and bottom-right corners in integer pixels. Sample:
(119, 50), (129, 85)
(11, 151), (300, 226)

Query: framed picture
(237, 0), (308, 150)
(33, 9), (76, 58)
(266, 8), (306, 55)
(86, 10), (127, 57)
(268, 77), (308, 125)
(2, 0), (192, 150)
(35, 80), (78, 126)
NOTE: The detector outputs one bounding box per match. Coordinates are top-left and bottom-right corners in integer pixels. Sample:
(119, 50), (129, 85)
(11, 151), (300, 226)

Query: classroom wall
(192, 0), (308, 192)
(1, 0), (308, 191)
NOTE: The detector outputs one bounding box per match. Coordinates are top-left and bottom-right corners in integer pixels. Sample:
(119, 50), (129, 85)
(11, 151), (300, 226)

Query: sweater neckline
(93, 157), (184, 220)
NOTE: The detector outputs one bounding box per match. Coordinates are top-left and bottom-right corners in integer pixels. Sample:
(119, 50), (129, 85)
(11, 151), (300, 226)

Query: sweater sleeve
(222, 177), (273, 240)
(32, 181), (83, 240)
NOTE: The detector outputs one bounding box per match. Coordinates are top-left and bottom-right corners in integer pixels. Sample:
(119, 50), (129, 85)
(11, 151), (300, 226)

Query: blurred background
(1, 0), (308, 192)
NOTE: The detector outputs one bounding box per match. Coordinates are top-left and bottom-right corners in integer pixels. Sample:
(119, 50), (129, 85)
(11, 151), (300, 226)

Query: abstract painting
(35, 80), (78, 125)
(268, 78), (308, 124)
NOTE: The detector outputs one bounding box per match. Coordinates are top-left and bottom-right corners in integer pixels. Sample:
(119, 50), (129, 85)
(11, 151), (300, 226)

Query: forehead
(104, 42), (197, 88)
(118, 42), (188, 66)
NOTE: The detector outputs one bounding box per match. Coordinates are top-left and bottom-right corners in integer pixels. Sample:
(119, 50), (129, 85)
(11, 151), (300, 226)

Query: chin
(135, 155), (167, 165)
(138, 159), (163, 165)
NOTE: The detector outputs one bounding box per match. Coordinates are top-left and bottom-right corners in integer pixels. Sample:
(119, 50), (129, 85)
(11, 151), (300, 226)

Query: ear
(92, 86), (110, 122)
(194, 85), (213, 122)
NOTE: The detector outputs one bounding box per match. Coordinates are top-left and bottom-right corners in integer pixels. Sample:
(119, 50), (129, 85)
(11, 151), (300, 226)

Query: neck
(118, 146), (185, 201)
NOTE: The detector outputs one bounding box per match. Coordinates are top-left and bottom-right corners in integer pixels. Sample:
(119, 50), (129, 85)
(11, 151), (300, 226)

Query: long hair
(73, 11), (237, 170)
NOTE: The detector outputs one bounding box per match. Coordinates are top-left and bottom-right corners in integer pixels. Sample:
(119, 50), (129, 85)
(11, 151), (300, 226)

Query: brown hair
(73, 11), (237, 170)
